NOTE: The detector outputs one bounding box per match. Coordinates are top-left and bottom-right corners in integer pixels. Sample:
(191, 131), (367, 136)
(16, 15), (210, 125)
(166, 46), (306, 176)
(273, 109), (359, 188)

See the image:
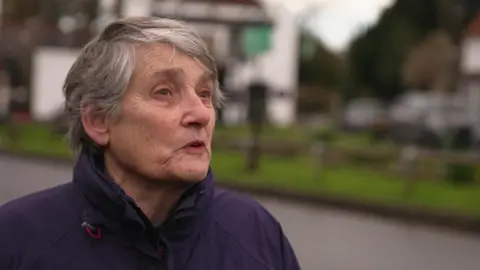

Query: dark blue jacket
(0, 151), (301, 270)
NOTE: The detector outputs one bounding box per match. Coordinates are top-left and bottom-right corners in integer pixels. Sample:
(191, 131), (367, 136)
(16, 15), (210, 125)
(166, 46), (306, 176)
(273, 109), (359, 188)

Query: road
(1, 155), (480, 270)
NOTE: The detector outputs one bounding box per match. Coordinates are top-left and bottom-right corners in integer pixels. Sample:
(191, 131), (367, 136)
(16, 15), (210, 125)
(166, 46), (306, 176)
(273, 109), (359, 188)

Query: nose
(181, 95), (211, 128)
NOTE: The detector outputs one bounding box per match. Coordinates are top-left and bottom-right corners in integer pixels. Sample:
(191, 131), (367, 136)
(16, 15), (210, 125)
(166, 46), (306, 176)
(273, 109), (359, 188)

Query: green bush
(310, 127), (337, 143)
(368, 117), (391, 143)
(445, 164), (476, 185)
(444, 128), (476, 184)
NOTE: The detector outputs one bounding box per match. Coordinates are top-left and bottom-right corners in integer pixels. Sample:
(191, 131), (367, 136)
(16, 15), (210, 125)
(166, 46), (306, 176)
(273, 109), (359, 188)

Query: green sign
(242, 25), (272, 57)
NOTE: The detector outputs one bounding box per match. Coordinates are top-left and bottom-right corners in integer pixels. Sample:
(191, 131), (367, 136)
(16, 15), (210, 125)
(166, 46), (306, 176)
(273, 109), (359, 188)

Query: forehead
(134, 43), (208, 78)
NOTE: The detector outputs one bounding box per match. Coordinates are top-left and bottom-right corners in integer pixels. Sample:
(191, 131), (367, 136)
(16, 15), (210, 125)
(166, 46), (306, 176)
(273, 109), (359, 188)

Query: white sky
(263, 0), (395, 52)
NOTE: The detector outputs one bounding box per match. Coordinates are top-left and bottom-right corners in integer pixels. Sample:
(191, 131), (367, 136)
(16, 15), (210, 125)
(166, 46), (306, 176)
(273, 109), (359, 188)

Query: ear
(81, 108), (110, 147)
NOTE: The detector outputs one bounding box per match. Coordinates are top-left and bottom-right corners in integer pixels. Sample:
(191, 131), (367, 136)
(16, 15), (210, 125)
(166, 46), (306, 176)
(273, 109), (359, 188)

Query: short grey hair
(63, 17), (224, 156)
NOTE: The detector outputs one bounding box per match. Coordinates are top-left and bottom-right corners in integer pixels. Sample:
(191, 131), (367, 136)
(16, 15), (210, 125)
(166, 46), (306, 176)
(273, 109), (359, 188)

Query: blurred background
(2, 0), (480, 269)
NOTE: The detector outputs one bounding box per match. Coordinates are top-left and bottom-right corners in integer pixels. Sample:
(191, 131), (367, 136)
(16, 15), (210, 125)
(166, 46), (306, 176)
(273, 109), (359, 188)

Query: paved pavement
(1, 155), (480, 270)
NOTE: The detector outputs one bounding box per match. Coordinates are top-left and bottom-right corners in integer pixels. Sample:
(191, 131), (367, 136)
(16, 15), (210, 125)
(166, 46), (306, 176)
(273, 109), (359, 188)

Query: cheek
(207, 120), (215, 136)
(120, 105), (177, 151)
(211, 109), (216, 124)
(141, 118), (175, 152)
(109, 107), (152, 151)
(109, 117), (175, 168)
(208, 111), (216, 134)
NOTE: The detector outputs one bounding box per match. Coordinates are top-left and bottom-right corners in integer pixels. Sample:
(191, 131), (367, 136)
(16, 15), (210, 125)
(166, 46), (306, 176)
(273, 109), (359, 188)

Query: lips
(185, 140), (206, 148)
(182, 140), (207, 154)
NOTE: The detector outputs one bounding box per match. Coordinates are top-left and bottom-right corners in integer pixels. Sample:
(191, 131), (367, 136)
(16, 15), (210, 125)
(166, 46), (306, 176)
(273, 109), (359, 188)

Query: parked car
(342, 98), (387, 131)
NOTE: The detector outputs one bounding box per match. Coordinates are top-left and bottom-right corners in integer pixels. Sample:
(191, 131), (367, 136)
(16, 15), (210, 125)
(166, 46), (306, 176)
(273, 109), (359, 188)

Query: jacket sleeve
(0, 243), (14, 270)
(0, 202), (33, 270)
(0, 208), (20, 270)
(278, 225), (302, 270)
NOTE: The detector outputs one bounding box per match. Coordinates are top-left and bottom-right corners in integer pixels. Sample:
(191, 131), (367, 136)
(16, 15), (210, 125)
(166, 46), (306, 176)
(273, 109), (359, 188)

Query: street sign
(242, 25), (272, 57)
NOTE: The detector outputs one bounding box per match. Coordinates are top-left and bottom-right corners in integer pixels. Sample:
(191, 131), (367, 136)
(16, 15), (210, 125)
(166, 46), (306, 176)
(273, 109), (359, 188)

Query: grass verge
(1, 123), (480, 217)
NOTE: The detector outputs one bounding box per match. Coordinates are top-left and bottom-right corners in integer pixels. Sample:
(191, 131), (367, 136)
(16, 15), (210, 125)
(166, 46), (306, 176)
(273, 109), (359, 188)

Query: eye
(153, 88), (172, 96)
(198, 89), (212, 99)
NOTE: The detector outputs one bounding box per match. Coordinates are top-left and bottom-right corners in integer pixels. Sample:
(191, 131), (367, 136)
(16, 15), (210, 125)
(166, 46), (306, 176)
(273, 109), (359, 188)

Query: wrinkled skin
(85, 43), (216, 185)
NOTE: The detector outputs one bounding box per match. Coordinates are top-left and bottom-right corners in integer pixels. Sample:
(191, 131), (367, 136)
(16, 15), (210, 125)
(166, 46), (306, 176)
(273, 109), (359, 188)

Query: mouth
(184, 140), (206, 149)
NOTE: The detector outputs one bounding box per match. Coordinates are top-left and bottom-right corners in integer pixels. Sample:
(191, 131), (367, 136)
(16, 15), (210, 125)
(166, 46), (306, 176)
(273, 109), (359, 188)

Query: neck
(104, 154), (187, 227)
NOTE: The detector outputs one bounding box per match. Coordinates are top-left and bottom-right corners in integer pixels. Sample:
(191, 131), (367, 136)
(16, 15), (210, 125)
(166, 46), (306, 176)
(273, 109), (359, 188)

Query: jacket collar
(73, 149), (214, 244)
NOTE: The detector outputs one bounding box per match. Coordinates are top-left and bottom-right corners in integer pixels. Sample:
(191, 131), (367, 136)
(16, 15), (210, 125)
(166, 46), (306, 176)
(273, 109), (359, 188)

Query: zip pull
(157, 246), (165, 260)
(81, 222), (102, 239)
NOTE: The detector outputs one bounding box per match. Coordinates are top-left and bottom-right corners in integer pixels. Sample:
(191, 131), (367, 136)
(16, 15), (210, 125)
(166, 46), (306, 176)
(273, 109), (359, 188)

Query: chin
(174, 162), (210, 183)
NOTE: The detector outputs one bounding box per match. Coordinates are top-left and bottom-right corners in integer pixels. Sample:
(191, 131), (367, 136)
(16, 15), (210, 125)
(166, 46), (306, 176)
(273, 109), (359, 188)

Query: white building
(461, 11), (480, 137)
(31, 0), (300, 126)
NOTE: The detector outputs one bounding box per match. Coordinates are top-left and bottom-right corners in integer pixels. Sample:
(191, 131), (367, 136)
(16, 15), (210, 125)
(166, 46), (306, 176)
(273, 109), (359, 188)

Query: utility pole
(438, 0), (464, 94)
(436, 0), (464, 145)
(437, 0), (475, 184)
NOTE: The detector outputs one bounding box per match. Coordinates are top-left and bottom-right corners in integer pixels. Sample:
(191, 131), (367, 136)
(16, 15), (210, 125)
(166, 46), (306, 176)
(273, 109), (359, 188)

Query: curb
(0, 149), (75, 166)
(1, 149), (480, 235)
(219, 181), (480, 234)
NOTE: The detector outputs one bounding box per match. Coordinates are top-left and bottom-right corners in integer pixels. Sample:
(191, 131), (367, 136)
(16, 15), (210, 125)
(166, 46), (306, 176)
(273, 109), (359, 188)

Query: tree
(347, 0), (441, 101)
(297, 33), (346, 115)
(298, 34), (345, 90)
(402, 30), (455, 90)
(2, 0), (40, 22)
(347, 0), (479, 101)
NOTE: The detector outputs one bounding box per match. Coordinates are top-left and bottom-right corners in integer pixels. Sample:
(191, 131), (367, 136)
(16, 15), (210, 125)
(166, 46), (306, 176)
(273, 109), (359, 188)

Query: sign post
(243, 26), (271, 171)
(245, 78), (267, 171)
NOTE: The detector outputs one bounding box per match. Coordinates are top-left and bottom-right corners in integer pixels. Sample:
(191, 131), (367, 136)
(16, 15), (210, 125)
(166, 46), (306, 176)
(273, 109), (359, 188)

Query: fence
(213, 138), (480, 184)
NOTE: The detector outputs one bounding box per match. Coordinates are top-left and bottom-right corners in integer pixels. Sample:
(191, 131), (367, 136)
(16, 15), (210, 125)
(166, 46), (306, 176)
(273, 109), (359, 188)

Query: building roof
(181, 0), (260, 7)
(152, 0), (270, 27)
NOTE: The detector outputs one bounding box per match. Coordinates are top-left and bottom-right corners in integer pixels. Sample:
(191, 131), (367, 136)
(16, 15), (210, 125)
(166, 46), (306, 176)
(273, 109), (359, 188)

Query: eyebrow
(149, 68), (214, 85)
(150, 68), (184, 81)
(197, 70), (215, 85)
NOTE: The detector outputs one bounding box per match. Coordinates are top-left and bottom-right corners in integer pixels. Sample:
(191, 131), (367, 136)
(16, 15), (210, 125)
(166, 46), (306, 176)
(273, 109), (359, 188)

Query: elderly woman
(0, 17), (300, 270)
